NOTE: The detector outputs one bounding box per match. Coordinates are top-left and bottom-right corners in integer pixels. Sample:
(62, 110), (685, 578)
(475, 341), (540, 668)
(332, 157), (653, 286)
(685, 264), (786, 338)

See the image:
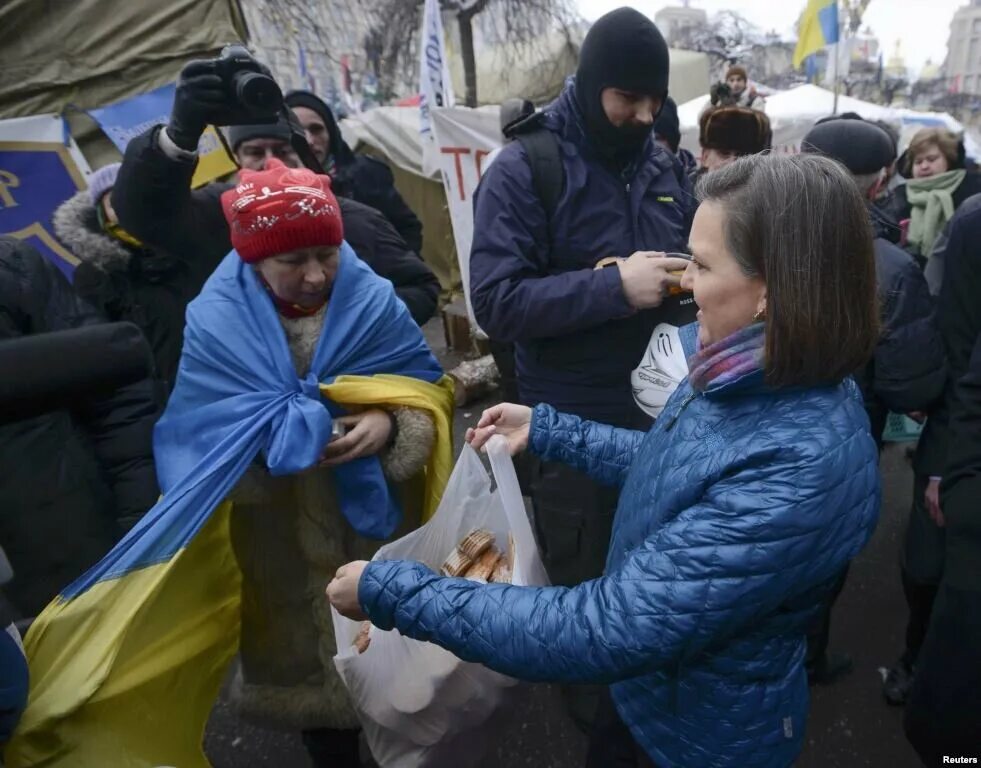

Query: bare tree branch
(366, 0), (578, 105)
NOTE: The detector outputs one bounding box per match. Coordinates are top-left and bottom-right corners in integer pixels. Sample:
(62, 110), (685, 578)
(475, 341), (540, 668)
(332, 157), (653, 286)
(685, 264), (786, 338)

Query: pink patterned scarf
(688, 321), (765, 393)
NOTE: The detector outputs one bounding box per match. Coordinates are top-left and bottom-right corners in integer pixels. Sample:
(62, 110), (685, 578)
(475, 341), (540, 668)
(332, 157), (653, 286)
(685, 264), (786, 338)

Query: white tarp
(678, 84), (978, 159)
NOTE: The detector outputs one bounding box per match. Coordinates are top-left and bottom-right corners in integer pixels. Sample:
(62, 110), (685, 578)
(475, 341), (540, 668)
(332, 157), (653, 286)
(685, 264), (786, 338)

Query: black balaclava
(575, 7), (670, 164)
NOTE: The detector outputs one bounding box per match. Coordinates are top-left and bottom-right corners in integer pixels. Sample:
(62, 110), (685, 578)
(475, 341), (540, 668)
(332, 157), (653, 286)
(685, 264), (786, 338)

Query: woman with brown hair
(329, 154), (882, 768)
(891, 127), (981, 260)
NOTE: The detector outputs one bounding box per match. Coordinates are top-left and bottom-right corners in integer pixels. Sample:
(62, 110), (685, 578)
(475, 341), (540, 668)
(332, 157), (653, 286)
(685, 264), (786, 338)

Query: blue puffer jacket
(360, 368), (880, 767)
(470, 81), (696, 428)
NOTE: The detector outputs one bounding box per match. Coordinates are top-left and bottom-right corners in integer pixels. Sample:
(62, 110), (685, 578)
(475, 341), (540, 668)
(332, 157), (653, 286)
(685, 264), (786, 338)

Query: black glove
(166, 59), (230, 152)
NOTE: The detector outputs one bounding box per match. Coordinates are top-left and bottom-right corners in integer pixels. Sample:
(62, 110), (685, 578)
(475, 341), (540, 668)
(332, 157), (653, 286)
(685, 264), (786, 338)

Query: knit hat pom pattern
(221, 159), (343, 263)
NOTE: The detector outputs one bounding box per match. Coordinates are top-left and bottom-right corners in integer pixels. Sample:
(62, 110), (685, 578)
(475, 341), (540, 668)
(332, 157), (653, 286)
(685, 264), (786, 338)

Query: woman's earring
(753, 307), (766, 322)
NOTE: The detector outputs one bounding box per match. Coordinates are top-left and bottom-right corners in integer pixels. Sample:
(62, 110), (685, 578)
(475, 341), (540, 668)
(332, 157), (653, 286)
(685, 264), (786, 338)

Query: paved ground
(204, 323), (928, 768)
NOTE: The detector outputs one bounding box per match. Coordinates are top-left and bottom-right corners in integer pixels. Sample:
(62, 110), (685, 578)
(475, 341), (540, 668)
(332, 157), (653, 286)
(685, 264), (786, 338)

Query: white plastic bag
(332, 436), (548, 767)
(631, 321), (690, 418)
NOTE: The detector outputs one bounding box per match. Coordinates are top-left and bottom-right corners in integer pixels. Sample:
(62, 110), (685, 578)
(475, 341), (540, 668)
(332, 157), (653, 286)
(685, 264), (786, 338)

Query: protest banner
(430, 107), (501, 331)
(89, 83), (236, 188)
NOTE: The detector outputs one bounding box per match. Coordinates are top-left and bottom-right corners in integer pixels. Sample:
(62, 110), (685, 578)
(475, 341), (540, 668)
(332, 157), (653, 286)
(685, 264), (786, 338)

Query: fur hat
(87, 163), (121, 206)
(699, 106), (772, 156)
(220, 158), (343, 263)
(726, 65), (748, 81)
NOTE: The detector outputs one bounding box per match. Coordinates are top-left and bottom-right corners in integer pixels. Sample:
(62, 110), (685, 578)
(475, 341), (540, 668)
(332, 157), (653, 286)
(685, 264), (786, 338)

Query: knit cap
(87, 163), (121, 206)
(220, 158), (343, 263)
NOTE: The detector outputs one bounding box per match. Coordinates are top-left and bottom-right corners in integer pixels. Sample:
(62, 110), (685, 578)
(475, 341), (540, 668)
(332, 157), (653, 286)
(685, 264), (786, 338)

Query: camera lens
(234, 71), (284, 114)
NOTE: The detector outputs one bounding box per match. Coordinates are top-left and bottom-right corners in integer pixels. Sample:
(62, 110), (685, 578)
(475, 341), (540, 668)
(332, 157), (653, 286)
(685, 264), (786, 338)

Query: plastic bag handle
(485, 436), (548, 586)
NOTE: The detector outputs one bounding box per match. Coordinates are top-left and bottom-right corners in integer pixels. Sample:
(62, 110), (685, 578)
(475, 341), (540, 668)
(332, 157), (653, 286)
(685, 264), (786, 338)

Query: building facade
(946, 0), (981, 95)
(654, 3), (708, 46)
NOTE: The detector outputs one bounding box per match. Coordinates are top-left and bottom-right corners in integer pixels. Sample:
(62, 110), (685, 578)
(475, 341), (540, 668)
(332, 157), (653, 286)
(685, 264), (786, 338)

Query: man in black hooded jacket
(470, 8), (695, 742)
(286, 90), (423, 254)
(111, 63), (439, 328)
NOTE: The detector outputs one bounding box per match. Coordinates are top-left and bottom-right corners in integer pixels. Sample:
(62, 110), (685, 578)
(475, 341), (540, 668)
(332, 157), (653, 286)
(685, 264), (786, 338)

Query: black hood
(284, 90), (355, 167)
(574, 7), (670, 165)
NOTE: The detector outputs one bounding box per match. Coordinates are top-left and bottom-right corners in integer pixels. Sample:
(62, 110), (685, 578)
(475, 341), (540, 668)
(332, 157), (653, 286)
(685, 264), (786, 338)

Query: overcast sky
(575, 0), (965, 75)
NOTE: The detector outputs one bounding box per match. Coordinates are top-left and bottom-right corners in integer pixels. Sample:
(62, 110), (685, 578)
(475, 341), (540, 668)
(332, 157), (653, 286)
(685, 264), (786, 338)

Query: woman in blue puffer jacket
(328, 154), (882, 768)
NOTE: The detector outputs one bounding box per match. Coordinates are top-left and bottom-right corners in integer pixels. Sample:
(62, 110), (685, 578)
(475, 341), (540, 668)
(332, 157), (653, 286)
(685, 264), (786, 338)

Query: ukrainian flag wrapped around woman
(6, 160), (454, 766)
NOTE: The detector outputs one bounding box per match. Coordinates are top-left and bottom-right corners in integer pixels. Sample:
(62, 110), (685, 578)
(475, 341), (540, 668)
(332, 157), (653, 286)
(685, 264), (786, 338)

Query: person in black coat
(55, 163), (202, 395)
(904, 208), (981, 762)
(802, 118), (947, 446)
(884, 193), (981, 706)
(285, 90), (423, 255)
(111, 63), (439, 331)
(800, 119), (947, 685)
(0, 237), (160, 618)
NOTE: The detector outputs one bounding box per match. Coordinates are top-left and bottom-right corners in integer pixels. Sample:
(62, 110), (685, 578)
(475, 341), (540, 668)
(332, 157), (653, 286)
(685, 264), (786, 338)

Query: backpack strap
(513, 128), (564, 223)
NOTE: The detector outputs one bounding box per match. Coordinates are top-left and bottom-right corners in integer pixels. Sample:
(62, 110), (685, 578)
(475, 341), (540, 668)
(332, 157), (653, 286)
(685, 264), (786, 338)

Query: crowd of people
(1, 5), (979, 767)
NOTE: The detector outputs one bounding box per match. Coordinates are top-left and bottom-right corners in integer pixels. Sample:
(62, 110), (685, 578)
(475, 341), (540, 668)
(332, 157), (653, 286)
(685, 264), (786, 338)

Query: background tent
(0, 0), (244, 119)
(0, 0), (244, 168)
(341, 106), (502, 300)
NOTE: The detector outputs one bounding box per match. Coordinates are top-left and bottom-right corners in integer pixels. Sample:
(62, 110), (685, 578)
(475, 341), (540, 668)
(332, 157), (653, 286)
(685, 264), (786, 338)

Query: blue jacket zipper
(663, 391), (697, 431)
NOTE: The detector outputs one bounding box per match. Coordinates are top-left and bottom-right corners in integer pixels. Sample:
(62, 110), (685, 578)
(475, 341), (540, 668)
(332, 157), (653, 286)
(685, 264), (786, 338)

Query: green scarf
(905, 169), (966, 256)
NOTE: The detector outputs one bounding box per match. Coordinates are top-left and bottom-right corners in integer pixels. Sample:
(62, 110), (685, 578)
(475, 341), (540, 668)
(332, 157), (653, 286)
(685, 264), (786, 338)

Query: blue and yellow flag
(5, 245), (454, 767)
(793, 0), (839, 69)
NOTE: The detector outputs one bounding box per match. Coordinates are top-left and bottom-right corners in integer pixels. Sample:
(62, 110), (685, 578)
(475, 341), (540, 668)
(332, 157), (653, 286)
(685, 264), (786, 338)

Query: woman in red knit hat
(214, 159), (446, 767)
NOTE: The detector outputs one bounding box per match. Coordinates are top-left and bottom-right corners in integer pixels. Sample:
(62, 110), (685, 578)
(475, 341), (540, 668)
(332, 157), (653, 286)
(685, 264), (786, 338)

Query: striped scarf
(689, 321), (765, 393)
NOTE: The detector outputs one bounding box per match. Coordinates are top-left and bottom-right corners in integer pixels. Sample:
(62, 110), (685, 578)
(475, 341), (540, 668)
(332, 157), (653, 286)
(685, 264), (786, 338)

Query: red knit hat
(220, 158), (343, 263)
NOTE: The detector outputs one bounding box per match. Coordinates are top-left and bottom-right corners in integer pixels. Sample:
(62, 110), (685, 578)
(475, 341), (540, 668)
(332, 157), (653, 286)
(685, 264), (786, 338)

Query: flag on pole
(824, 37), (851, 85)
(794, 0), (839, 69)
(419, 0), (454, 140)
(805, 54), (819, 83)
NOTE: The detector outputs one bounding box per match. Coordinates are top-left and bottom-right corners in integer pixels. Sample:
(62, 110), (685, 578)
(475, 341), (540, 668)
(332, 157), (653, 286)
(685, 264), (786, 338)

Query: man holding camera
(709, 65), (766, 112)
(111, 55), (440, 330)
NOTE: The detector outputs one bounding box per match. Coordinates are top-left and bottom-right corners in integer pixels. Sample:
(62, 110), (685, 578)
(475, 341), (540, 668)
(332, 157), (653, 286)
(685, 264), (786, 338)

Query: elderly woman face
(255, 245), (340, 309)
(681, 201), (766, 348)
(912, 142), (949, 179)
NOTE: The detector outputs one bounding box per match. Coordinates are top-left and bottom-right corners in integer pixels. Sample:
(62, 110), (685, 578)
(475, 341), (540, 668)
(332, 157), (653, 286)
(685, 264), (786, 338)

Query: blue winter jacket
(360, 369), (880, 767)
(470, 81), (696, 428)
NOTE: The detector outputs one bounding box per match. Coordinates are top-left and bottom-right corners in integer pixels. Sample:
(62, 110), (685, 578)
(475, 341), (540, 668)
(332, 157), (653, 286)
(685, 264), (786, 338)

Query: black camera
(710, 81), (733, 106)
(216, 44), (284, 118)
